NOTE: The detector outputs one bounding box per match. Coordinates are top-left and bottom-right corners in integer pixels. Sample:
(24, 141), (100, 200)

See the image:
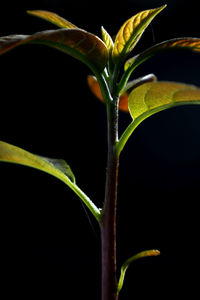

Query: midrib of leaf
(121, 11), (147, 54)
(142, 83), (153, 110)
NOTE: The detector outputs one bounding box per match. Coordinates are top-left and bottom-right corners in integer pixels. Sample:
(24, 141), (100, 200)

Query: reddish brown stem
(101, 100), (119, 300)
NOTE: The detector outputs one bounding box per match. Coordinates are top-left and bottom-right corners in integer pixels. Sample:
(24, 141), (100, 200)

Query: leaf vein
(143, 84), (153, 110)
(72, 37), (87, 49)
(85, 43), (97, 55)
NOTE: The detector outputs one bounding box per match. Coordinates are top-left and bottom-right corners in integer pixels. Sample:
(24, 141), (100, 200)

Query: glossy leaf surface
(87, 75), (129, 112)
(0, 29), (108, 72)
(0, 141), (101, 222)
(125, 38), (200, 71)
(112, 5), (166, 63)
(27, 10), (77, 29)
(129, 81), (200, 121)
(118, 249), (160, 294)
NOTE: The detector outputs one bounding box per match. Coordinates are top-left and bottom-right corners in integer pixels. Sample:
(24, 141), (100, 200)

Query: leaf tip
(151, 4), (167, 17)
(26, 10), (34, 15)
(101, 25), (105, 37)
(26, 10), (41, 18)
(117, 249), (160, 295)
(148, 249), (161, 256)
(159, 4), (167, 11)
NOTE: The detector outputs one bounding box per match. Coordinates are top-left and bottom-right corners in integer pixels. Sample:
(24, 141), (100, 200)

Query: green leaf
(27, 10), (77, 29)
(0, 28), (109, 72)
(124, 38), (200, 71)
(101, 26), (114, 53)
(112, 5), (166, 63)
(0, 141), (101, 223)
(129, 81), (200, 120)
(0, 140), (76, 184)
(101, 26), (114, 73)
(116, 81), (200, 155)
(117, 249), (160, 294)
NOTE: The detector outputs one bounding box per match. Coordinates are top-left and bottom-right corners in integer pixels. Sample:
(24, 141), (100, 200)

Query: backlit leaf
(101, 26), (114, 53)
(117, 81), (200, 155)
(87, 75), (129, 112)
(117, 249), (160, 294)
(0, 141), (101, 223)
(0, 28), (109, 72)
(0, 140), (75, 183)
(129, 81), (200, 121)
(125, 38), (200, 71)
(119, 73), (157, 95)
(112, 5), (166, 63)
(87, 75), (104, 101)
(27, 10), (77, 29)
(87, 74), (157, 112)
(118, 93), (129, 112)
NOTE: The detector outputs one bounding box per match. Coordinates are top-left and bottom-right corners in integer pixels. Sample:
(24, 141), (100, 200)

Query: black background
(0, 0), (200, 299)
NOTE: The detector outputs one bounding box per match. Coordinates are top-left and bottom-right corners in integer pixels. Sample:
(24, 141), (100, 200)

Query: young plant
(0, 5), (200, 300)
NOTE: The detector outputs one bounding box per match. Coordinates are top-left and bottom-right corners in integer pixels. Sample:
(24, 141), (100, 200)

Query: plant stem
(101, 98), (119, 300)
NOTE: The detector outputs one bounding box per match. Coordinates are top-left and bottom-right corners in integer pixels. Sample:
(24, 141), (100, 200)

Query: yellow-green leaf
(125, 38), (200, 71)
(112, 5), (166, 63)
(129, 81), (200, 121)
(0, 141), (101, 223)
(116, 81), (200, 155)
(117, 249), (160, 294)
(101, 26), (114, 53)
(0, 140), (75, 183)
(0, 28), (108, 72)
(27, 10), (77, 29)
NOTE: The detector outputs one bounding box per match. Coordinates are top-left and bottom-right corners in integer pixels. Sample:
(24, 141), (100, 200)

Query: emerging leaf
(112, 5), (166, 63)
(118, 249), (160, 294)
(101, 26), (114, 53)
(129, 81), (200, 121)
(125, 38), (200, 71)
(87, 75), (129, 112)
(27, 10), (77, 29)
(0, 29), (109, 72)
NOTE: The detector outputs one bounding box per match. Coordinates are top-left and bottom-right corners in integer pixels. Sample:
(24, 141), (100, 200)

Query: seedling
(0, 5), (200, 300)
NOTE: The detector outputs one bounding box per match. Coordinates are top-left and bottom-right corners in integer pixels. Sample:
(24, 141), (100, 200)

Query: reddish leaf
(87, 75), (129, 112)
(0, 29), (109, 71)
(125, 38), (200, 71)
